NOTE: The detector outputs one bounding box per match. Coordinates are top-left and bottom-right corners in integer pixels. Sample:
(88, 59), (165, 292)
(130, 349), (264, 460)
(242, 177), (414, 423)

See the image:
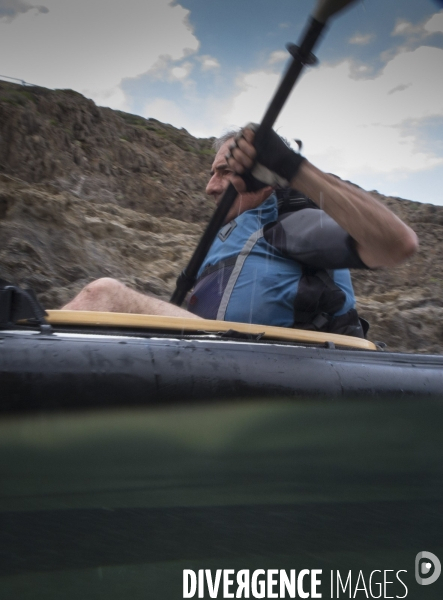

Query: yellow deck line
(46, 310), (377, 351)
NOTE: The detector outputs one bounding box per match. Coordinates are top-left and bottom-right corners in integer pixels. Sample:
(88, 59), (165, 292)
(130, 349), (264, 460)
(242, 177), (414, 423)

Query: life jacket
(187, 194), (364, 336)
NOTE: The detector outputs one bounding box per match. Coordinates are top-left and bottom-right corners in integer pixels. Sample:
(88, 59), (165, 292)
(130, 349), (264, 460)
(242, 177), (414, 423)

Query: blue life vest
(187, 194), (356, 328)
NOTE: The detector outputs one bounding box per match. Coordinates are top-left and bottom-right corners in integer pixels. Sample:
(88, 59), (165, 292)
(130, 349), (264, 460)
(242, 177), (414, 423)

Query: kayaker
(62, 125), (418, 336)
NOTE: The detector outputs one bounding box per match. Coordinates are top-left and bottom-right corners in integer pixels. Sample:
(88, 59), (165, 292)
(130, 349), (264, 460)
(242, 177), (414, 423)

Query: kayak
(1, 309), (443, 412)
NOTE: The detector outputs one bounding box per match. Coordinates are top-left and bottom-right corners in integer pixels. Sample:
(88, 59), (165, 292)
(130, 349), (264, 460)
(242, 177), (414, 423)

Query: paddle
(170, 0), (360, 306)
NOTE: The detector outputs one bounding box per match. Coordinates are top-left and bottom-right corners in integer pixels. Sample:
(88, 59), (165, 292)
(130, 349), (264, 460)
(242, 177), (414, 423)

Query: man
(63, 125), (418, 335)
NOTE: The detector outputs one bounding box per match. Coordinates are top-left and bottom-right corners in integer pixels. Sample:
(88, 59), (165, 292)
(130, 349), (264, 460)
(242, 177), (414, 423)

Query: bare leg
(61, 278), (202, 319)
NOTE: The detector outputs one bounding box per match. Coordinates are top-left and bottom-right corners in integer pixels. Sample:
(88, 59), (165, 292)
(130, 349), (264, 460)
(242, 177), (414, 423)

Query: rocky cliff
(1, 80), (442, 353)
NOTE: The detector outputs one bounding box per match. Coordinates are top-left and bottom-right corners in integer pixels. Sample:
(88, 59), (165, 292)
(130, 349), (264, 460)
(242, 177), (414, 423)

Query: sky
(1, 0), (443, 205)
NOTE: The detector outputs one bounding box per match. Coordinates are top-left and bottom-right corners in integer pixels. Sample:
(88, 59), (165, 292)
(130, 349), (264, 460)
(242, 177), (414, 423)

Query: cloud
(198, 55), (220, 71)
(388, 83), (411, 95)
(171, 62), (193, 81)
(392, 10), (443, 38)
(145, 54), (218, 85)
(424, 10), (443, 35)
(0, 0), (199, 109)
(268, 51), (288, 65)
(143, 98), (188, 128)
(142, 76), (234, 138)
(0, 0), (48, 21)
(349, 33), (375, 45)
(392, 20), (420, 37)
(143, 96), (221, 138)
(222, 45), (443, 181)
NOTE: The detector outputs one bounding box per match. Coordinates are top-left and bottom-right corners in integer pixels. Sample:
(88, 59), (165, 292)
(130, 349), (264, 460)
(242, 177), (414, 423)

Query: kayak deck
(45, 310), (378, 351)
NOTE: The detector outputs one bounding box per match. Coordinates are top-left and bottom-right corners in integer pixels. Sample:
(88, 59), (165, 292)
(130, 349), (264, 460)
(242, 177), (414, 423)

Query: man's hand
(227, 124), (305, 192)
(227, 124), (418, 269)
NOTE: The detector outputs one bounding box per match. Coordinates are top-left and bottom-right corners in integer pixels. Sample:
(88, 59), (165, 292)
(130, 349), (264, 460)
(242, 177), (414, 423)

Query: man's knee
(82, 277), (125, 299)
(82, 278), (159, 313)
(62, 277), (129, 311)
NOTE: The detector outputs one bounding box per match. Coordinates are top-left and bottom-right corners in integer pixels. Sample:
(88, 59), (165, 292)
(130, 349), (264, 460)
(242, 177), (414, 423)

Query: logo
(415, 551), (441, 586)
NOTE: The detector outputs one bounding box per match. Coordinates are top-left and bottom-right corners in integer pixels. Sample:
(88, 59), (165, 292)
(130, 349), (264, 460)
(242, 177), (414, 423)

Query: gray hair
(213, 127), (296, 152)
(213, 129), (240, 152)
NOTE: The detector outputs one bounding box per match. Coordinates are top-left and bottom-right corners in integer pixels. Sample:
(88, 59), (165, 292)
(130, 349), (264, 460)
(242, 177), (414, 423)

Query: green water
(0, 396), (442, 599)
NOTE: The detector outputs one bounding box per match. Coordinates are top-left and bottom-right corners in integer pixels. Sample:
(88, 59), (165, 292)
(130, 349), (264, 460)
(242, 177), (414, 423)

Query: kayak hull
(1, 328), (443, 411)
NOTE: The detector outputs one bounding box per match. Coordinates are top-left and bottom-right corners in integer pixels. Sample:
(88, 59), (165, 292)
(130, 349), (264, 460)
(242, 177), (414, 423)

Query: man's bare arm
(289, 161), (418, 268)
(228, 127), (418, 268)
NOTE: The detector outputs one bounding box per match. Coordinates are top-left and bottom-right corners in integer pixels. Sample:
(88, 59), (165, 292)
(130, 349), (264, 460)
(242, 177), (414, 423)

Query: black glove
(236, 123), (305, 192)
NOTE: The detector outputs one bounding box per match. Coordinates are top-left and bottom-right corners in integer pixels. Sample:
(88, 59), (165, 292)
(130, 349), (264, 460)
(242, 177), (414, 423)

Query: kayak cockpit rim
(38, 310), (378, 351)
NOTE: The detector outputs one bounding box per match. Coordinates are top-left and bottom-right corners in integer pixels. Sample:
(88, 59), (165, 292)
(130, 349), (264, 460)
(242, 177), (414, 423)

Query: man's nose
(206, 174), (220, 196)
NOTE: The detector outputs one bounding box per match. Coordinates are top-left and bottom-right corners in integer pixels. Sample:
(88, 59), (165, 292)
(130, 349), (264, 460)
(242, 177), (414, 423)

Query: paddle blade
(312, 0), (360, 23)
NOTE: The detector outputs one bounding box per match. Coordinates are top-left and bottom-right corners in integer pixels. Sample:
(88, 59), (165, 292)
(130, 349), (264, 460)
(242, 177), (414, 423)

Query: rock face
(1, 80), (442, 353)
(0, 81), (213, 309)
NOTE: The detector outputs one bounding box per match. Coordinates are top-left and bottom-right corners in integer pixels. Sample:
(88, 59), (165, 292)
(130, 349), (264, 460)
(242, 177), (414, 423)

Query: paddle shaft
(169, 19), (324, 306)
(170, 3), (356, 306)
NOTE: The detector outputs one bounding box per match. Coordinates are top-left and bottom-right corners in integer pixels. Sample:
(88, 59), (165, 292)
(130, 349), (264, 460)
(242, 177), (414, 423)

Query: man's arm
(228, 127), (418, 268)
(290, 161), (417, 268)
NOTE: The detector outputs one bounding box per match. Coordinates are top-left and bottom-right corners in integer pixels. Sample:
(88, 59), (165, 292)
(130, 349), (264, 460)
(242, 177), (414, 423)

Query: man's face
(206, 139), (272, 224)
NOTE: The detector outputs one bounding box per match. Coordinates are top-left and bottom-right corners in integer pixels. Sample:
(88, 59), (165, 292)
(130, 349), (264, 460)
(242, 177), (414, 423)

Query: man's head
(206, 132), (272, 224)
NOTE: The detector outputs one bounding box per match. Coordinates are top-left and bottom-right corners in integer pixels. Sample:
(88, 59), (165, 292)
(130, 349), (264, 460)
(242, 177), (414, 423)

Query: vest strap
(216, 227), (264, 320)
